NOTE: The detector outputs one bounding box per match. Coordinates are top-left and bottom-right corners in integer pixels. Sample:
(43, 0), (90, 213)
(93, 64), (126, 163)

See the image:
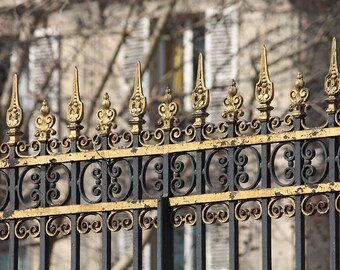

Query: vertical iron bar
(261, 122), (271, 270)
(157, 197), (173, 270)
(328, 114), (339, 270)
(294, 118), (305, 270)
(8, 145), (18, 270)
(40, 142), (50, 270)
(101, 135), (111, 270)
(157, 130), (173, 270)
(70, 140), (80, 270)
(132, 133), (143, 270)
(228, 123), (239, 270)
(195, 127), (206, 270)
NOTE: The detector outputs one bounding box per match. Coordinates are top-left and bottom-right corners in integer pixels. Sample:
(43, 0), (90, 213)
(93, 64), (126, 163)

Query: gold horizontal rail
(1, 182), (339, 220)
(2, 126), (338, 169)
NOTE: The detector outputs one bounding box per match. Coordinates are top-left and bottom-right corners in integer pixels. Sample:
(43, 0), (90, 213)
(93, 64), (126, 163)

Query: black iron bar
(101, 135), (112, 270)
(294, 117), (305, 270)
(328, 113), (339, 270)
(195, 126), (206, 270)
(8, 145), (18, 270)
(157, 130), (173, 270)
(228, 123), (239, 270)
(70, 140), (80, 270)
(40, 142), (50, 270)
(132, 133), (143, 270)
(261, 122), (272, 270)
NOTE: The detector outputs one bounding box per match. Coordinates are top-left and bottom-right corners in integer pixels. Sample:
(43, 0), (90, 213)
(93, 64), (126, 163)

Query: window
(120, 5), (239, 269)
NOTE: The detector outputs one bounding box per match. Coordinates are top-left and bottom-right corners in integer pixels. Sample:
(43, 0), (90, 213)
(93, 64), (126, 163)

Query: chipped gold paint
(2, 126), (339, 169)
(192, 53), (209, 127)
(67, 67), (84, 138)
(255, 46), (274, 122)
(129, 62), (146, 134)
(6, 74), (23, 145)
(35, 100), (56, 141)
(1, 182), (340, 221)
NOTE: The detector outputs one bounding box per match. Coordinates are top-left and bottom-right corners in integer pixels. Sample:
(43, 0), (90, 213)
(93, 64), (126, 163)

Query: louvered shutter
(28, 28), (60, 139)
(204, 5), (239, 270)
(118, 17), (150, 270)
(206, 224), (230, 270)
(122, 17), (150, 96)
(205, 6), (239, 124)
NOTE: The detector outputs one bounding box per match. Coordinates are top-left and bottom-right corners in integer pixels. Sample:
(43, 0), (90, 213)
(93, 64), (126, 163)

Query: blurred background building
(0, 0), (338, 269)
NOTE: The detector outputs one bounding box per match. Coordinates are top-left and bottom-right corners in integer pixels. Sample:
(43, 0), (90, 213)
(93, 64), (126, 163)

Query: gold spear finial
(96, 93), (117, 135)
(129, 62), (146, 134)
(35, 99), (56, 141)
(255, 45), (274, 121)
(324, 37), (340, 114)
(6, 73), (23, 144)
(67, 67), (84, 138)
(192, 52), (209, 127)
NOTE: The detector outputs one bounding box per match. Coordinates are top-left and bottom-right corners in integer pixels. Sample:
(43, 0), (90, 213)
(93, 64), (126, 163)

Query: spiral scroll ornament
(139, 210), (157, 230)
(268, 197), (296, 219)
(77, 213), (102, 234)
(301, 194), (330, 216)
(107, 211), (133, 232)
(15, 218), (40, 239)
(171, 206), (197, 227)
(46, 216), (71, 237)
(108, 159), (133, 201)
(202, 202), (230, 224)
(0, 221), (10, 240)
(235, 200), (262, 221)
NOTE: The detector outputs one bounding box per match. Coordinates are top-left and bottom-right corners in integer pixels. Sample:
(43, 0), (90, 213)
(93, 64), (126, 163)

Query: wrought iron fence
(0, 38), (340, 270)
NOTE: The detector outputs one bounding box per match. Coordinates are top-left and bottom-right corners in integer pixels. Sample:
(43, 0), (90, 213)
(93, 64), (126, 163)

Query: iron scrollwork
(46, 216), (72, 237)
(77, 213), (102, 234)
(170, 153), (195, 196)
(202, 202), (230, 224)
(171, 206), (197, 227)
(107, 210), (133, 232)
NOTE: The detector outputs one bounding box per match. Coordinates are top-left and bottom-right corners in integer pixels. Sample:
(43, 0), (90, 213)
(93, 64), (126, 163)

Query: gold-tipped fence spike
(35, 100), (56, 141)
(96, 93), (117, 135)
(324, 37), (340, 114)
(129, 62), (146, 134)
(255, 45), (274, 122)
(222, 80), (244, 123)
(67, 67), (84, 138)
(6, 73), (23, 144)
(192, 52), (210, 127)
(158, 87), (179, 130)
(288, 72), (310, 118)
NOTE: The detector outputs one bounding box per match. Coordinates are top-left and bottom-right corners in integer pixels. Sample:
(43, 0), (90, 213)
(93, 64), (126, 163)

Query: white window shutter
(183, 23), (194, 112)
(122, 17), (150, 96)
(205, 6), (239, 124)
(28, 28), (60, 139)
(206, 224), (230, 270)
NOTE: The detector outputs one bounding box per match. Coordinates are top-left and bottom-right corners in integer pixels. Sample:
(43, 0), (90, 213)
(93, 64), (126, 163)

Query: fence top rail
(1, 39), (340, 166)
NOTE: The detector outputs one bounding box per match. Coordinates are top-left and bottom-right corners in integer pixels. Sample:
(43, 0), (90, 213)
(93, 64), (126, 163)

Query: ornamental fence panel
(0, 39), (340, 270)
